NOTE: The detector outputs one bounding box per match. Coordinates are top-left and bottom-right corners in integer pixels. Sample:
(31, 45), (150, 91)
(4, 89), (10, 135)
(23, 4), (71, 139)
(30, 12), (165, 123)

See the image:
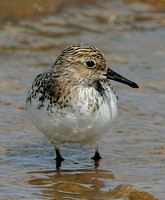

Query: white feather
(26, 85), (117, 148)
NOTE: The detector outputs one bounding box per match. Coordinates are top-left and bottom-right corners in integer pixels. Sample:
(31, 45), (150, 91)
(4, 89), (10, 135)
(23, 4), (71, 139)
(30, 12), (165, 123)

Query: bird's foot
(55, 148), (64, 169)
(91, 150), (102, 165)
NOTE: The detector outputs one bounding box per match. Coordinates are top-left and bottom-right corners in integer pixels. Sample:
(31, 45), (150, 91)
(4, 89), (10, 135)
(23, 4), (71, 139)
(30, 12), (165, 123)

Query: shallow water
(0, 0), (165, 199)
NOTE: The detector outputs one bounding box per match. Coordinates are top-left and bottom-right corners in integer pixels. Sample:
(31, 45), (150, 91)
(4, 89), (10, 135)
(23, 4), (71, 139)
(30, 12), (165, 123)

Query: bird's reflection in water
(27, 168), (114, 200)
(27, 168), (158, 200)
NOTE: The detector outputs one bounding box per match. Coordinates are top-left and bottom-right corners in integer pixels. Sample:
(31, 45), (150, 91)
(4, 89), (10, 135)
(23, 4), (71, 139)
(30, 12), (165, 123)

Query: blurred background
(0, 0), (165, 199)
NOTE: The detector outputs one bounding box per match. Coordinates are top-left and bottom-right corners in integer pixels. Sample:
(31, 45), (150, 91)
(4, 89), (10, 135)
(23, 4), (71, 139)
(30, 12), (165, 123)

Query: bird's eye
(85, 60), (96, 69)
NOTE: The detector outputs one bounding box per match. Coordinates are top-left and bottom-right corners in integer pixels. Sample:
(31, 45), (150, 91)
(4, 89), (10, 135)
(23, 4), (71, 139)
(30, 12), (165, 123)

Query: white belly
(26, 86), (117, 148)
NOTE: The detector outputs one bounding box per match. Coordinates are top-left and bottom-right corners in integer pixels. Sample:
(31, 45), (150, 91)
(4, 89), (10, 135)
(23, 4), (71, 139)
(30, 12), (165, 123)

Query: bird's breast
(26, 82), (118, 144)
(69, 83), (118, 122)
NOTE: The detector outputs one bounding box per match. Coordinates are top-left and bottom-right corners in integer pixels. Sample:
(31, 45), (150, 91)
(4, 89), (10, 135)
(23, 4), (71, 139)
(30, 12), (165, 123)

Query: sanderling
(26, 44), (138, 167)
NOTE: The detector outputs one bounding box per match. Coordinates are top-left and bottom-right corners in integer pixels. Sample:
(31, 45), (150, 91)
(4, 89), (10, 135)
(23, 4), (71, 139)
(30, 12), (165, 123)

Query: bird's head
(53, 44), (139, 88)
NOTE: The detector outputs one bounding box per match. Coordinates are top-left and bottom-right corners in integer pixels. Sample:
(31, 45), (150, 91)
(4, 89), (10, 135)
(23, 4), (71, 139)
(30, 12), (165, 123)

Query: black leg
(91, 150), (102, 162)
(55, 148), (64, 169)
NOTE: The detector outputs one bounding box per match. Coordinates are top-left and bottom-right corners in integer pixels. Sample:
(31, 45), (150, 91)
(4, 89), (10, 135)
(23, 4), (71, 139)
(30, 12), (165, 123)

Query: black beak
(105, 68), (139, 88)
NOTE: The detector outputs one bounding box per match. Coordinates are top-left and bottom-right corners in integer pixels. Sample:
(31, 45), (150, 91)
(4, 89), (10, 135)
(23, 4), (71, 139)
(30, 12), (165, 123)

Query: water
(0, 0), (165, 199)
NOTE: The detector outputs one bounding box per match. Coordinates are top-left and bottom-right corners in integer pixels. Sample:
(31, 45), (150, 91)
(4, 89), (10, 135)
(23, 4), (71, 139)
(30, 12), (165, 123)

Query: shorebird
(26, 44), (138, 167)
